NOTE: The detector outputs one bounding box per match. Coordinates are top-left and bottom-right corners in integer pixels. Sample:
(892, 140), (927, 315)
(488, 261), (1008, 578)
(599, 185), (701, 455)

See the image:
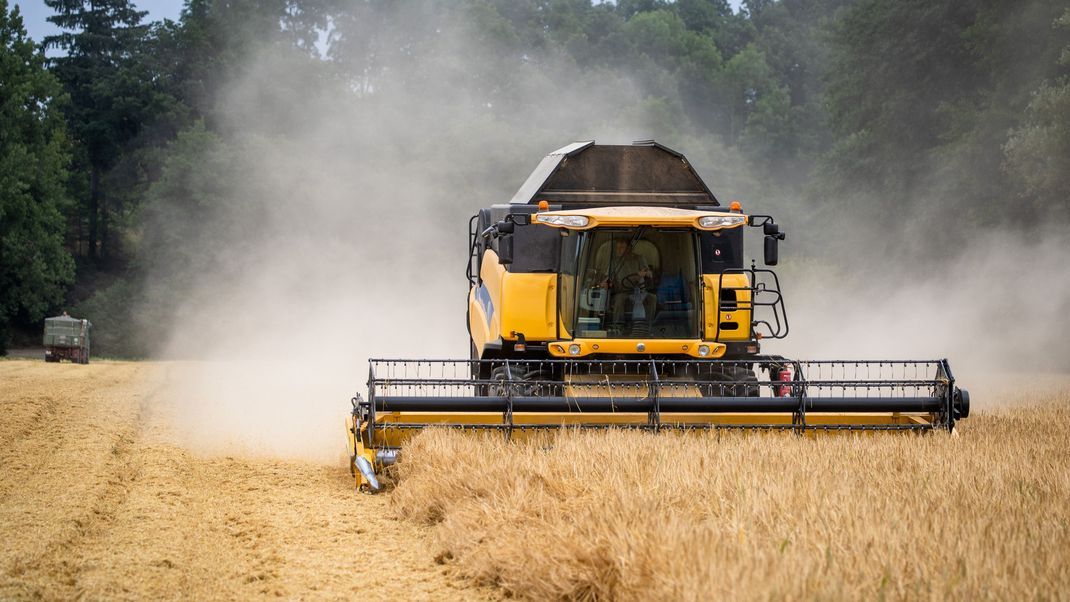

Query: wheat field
(392, 393), (1070, 600)
(2, 359), (1068, 600)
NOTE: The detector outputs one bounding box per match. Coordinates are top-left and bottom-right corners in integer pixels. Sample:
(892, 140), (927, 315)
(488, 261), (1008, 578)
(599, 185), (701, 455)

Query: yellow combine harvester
(347, 141), (970, 490)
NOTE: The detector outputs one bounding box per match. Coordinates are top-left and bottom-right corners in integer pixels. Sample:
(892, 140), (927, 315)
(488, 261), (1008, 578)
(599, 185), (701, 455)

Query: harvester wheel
(702, 365), (760, 397)
(488, 366), (552, 397)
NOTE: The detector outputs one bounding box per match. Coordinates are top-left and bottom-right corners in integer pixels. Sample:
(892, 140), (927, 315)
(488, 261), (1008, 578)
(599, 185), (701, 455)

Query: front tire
(701, 364), (760, 397)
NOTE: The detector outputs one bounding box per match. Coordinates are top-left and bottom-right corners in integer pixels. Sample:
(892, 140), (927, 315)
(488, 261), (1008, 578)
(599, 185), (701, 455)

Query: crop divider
(791, 359), (807, 433)
(647, 360), (661, 432)
(503, 360), (515, 441)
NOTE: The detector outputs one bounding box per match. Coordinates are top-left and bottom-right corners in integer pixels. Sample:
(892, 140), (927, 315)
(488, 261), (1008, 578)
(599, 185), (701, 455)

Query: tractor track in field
(0, 360), (495, 601)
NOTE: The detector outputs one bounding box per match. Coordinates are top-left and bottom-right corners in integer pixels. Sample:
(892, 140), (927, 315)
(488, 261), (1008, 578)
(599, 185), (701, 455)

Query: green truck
(43, 314), (92, 364)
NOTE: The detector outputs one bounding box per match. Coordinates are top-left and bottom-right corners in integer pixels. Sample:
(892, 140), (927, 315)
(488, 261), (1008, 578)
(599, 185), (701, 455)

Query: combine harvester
(347, 141), (970, 490)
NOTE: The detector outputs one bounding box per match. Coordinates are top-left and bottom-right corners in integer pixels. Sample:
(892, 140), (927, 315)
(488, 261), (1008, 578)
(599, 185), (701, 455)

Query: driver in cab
(605, 238), (656, 322)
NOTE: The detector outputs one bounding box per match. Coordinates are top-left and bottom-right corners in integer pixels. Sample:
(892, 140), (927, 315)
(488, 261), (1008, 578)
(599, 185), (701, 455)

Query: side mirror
(763, 221), (779, 236)
(764, 235), (779, 266)
(498, 234), (514, 265)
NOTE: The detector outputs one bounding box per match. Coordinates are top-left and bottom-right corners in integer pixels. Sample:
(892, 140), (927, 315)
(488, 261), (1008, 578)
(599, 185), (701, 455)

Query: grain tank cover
(509, 140), (719, 208)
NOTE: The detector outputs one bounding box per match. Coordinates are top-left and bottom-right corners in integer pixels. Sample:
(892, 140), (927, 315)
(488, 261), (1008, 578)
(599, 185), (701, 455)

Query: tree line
(0, 0), (1067, 355)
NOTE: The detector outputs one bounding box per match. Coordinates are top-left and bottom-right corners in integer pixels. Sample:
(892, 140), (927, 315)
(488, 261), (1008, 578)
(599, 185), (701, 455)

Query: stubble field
(0, 360), (491, 600)
(1, 359), (1067, 600)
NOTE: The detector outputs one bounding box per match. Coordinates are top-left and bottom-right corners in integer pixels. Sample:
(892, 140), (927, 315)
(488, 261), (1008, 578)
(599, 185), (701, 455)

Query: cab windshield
(561, 228), (700, 339)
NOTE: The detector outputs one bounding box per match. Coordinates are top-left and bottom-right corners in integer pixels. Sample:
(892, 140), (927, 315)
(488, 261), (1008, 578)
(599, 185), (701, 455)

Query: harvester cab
(347, 140), (970, 491)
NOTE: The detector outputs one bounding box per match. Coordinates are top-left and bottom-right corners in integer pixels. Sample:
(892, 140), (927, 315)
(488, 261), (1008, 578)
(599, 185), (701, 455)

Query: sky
(16, 0), (183, 43)
(17, 0), (746, 46)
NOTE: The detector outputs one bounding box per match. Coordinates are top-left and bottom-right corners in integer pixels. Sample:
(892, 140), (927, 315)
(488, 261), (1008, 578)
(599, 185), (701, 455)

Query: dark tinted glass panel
(510, 223), (560, 272)
(700, 229), (743, 272)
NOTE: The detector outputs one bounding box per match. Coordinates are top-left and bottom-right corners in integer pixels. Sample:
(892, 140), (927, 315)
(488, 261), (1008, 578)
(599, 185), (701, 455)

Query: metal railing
(713, 266), (788, 341)
(354, 358), (966, 435)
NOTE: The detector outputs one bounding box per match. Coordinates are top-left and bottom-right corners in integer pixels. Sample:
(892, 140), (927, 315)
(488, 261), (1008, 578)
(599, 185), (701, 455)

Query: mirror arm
(483, 213), (530, 240)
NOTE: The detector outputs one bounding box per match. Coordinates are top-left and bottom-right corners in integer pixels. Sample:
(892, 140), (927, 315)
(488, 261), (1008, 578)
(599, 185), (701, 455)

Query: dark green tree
(0, 1), (75, 354)
(44, 0), (173, 261)
(1004, 9), (1070, 220)
(740, 0), (845, 183)
(820, 0), (1069, 228)
(823, 0), (986, 195)
(76, 121), (234, 356)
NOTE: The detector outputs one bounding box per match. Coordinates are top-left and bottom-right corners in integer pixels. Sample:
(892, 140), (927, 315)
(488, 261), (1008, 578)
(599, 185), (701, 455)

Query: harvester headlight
(698, 344), (711, 357)
(698, 215), (746, 229)
(568, 344), (582, 356)
(536, 214), (590, 228)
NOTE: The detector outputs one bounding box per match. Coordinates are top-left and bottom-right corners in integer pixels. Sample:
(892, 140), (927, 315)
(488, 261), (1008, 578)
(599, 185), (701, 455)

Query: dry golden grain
(392, 392), (1070, 600)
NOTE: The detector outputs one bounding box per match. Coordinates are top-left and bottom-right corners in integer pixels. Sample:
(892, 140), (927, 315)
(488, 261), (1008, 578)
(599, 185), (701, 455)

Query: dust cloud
(152, 7), (1068, 462)
(775, 229), (1070, 409)
(154, 11), (667, 461)
(764, 193), (1070, 410)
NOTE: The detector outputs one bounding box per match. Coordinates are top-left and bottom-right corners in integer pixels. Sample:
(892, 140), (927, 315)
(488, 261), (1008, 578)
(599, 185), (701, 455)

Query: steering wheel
(619, 272), (646, 291)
